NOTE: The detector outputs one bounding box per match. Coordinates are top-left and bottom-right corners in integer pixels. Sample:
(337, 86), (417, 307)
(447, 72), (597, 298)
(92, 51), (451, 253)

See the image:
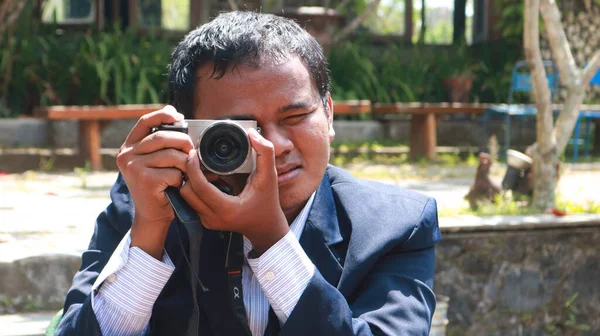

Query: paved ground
(2, 163), (600, 262)
(0, 312), (56, 336)
(1, 163), (599, 335)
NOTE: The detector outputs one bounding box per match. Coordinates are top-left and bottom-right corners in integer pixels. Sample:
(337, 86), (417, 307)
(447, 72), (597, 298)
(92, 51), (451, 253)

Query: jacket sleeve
(280, 197), (440, 336)
(55, 174), (135, 335)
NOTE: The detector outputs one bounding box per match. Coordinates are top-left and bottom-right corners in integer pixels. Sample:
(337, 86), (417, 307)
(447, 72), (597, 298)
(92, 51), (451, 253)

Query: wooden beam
(128, 0), (137, 26)
(34, 104), (165, 120)
(333, 100), (371, 115)
(111, 0), (120, 23)
(190, 0), (202, 28)
(373, 102), (491, 115)
(373, 102), (600, 117)
(410, 113), (437, 159)
(96, 0), (105, 29)
(80, 120), (102, 171)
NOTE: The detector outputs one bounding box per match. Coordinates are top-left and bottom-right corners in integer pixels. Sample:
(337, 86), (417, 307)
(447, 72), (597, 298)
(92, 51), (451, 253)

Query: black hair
(167, 11), (331, 119)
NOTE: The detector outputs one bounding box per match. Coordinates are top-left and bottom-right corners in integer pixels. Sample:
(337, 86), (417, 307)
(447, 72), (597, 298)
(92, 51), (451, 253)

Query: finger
(185, 149), (232, 211)
(160, 167), (186, 189)
(135, 167), (184, 190)
(132, 130), (194, 155)
(247, 128), (277, 183)
(179, 183), (213, 217)
(135, 149), (190, 173)
(125, 105), (184, 147)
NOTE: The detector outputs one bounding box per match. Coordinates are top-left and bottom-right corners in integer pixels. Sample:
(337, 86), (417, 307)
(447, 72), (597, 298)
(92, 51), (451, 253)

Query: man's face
(193, 56), (335, 221)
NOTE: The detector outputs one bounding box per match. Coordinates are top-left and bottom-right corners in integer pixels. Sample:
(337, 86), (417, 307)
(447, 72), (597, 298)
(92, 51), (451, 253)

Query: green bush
(329, 38), (522, 106)
(1, 10), (175, 117)
(329, 39), (439, 103)
(1, 7), (523, 118)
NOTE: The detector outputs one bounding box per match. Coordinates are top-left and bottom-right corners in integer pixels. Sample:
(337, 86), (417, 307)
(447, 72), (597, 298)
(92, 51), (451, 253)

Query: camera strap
(225, 232), (252, 335)
(166, 187), (207, 336)
(167, 183), (252, 335)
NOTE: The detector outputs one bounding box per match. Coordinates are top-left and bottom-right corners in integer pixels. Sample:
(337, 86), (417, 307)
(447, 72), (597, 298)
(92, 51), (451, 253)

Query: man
(56, 11), (440, 336)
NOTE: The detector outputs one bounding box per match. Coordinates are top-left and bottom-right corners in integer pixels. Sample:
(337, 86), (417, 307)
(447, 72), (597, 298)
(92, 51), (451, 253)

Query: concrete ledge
(0, 119), (48, 148)
(436, 219), (600, 334)
(0, 255), (81, 314)
(440, 213), (600, 233)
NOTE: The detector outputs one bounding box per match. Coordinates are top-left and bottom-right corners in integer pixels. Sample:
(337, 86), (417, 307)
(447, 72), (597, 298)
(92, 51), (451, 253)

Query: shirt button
(106, 274), (117, 283)
(265, 271), (275, 281)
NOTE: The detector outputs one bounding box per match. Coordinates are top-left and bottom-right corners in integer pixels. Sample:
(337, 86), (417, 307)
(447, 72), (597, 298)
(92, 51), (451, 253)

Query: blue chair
(483, 60), (560, 157)
(575, 69), (600, 160)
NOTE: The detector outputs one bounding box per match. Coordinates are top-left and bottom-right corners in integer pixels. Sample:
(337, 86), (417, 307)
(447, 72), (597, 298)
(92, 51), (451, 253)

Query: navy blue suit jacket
(56, 165), (441, 335)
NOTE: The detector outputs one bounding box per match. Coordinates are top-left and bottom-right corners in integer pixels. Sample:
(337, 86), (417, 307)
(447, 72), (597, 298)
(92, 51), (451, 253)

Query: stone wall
(540, 1), (600, 102)
(0, 118), (536, 151)
(436, 225), (600, 336)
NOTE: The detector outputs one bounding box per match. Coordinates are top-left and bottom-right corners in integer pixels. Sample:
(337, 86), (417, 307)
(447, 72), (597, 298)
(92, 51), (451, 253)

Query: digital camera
(155, 120), (259, 175)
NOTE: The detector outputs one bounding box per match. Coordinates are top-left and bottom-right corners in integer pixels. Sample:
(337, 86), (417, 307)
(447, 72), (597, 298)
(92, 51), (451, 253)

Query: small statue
(465, 152), (501, 209)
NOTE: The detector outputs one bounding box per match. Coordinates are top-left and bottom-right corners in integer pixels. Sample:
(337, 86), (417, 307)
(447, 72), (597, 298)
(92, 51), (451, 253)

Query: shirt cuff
(247, 230), (315, 324)
(92, 230), (175, 335)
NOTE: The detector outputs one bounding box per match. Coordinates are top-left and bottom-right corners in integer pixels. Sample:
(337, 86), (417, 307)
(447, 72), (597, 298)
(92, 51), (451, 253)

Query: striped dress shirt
(92, 193), (316, 336)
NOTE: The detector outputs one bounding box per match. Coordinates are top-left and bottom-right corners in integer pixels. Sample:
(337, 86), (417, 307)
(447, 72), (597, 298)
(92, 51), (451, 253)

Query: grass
(329, 140), (480, 168)
(331, 143), (600, 218)
(73, 161), (92, 189)
(437, 192), (600, 217)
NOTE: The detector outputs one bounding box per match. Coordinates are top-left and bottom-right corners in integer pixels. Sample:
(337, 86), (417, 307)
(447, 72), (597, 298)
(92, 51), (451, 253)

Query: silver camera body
(165, 120), (258, 175)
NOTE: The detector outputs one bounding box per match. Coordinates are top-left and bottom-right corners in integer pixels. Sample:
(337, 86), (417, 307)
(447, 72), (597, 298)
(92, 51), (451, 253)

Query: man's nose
(261, 126), (293, 157)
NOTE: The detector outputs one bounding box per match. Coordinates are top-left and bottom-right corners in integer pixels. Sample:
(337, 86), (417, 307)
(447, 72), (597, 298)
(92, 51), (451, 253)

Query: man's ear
(327, 92), (335, 143)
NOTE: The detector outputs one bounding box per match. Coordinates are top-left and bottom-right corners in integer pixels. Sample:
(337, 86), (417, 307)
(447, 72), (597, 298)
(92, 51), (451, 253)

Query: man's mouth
(277, 164), (299, 175)
(276, 165), (301, 184)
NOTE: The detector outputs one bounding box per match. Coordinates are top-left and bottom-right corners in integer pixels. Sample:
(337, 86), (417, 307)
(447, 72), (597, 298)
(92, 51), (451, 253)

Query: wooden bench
(34, 104), (164, 171)
(332, 100), (371, 115)
(34, 101), (372, 171)
(373, 102), (600, 160)
(373, 103), (490, 159)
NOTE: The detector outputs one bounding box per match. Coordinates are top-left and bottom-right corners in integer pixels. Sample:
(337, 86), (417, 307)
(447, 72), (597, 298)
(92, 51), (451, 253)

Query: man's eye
(284, 113), (308, 122)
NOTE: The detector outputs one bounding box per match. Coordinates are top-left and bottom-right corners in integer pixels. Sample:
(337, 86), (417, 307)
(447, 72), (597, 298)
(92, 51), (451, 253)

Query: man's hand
(116, 106), (194, 259)
(180, 128), (290, 256)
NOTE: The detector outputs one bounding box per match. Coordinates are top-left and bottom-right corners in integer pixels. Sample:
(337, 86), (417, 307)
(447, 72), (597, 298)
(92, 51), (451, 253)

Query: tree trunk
(332, 0), (383, 43)
(0, 0), (28, 45)
(554, 87), (585, 154)
(453, 0), (467, 44)
(404, 0), (413, 44)
(227, 0), (239, 11)
(419, 0), (426, 44)
(539, 0), (600, 156)
(523, 0), (600, 210)
(524, 0), (557, 210)
(335, 0), (352, 12)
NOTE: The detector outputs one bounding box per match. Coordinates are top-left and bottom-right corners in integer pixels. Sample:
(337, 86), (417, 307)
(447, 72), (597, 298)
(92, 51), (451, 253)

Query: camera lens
(199, 122), (249, 174)
(214, 138), (237, 160)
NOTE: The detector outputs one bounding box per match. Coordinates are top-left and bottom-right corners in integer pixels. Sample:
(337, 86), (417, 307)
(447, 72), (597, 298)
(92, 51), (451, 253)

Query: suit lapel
(265, 172), (346, 334)
(299, 171), (344, 287)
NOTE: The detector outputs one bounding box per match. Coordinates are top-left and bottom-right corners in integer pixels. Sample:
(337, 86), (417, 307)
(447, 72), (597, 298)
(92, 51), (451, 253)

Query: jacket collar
(299, 169), (344, 287)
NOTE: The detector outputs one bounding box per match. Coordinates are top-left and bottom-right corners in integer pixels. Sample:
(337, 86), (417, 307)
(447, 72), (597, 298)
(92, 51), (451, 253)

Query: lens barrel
(199, 122), (250, 174)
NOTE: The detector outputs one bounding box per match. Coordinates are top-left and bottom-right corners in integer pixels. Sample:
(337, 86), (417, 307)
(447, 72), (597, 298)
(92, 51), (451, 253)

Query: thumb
(247, 128), (277, 184)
